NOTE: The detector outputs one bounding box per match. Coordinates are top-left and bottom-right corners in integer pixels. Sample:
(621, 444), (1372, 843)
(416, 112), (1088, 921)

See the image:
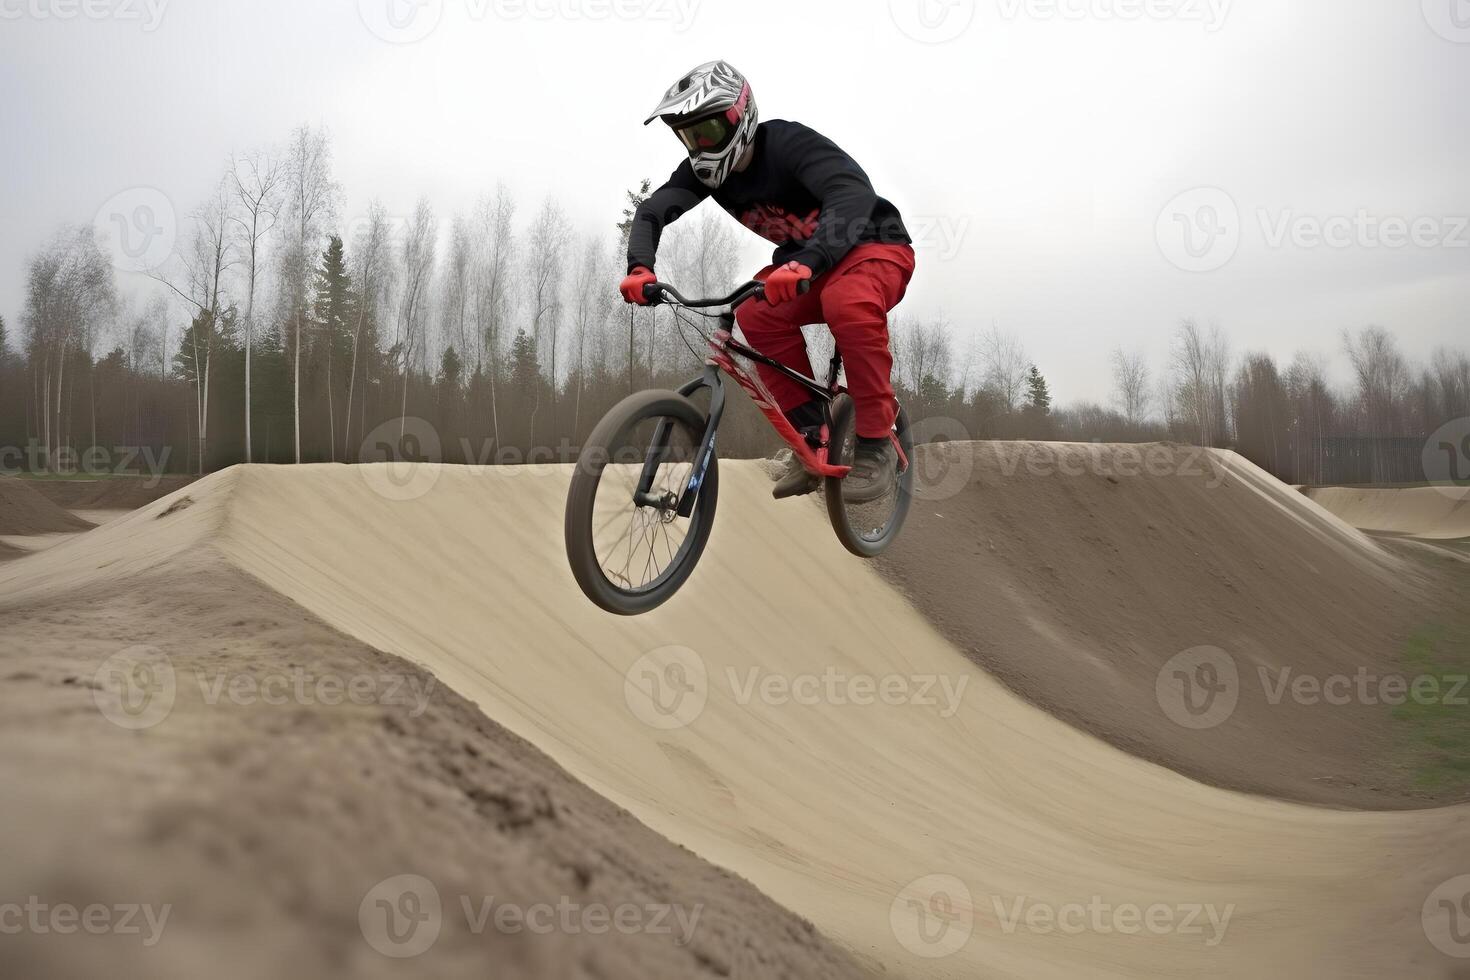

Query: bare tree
(440, 214), (473, 363)
(1284, 351), (1332, 484)
(1171, 318), (1230, 446)
(523, 197), (571, 443)
(470, 186), (517, 447)
(229, 148), (284, 463)
(1110, 346), (1151, 425)
(1342, 325), (1409, 482)
(979, 322), (1028, 414)
(1430, 346), (1470, 423)
(176, 180), (239, 472)
(567, 234), (611, 432)
(395, 198), (437, 438)
(21, 226), (117, 469)
(894, 317), (954, 396)
(344, 201), (393, 457)
(281, 124), (337, 463)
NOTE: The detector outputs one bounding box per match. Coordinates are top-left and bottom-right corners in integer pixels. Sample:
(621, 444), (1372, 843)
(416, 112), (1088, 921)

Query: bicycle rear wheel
(564, 389), (718, 615)
(824, 394), (914, 557)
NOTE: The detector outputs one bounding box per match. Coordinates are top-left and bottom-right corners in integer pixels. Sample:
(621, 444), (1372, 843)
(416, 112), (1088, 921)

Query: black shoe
(844, 438), (897, 503)
(771, 453), (821, 499)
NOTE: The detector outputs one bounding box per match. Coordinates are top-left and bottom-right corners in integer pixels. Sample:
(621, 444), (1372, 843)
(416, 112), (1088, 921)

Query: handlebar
(643, 277), (810, 309)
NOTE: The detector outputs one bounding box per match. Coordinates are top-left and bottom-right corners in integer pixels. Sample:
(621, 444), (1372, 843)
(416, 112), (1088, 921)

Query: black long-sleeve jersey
(626, 119), (911, 278)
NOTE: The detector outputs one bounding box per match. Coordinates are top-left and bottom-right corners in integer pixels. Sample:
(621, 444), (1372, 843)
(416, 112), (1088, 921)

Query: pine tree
(509, 328), (539, 395)
(313, 236), (354, 344)
(1026, 365), (1052, 415)
(312, 236), (354, 459)
(616, 178), (652, 243)
(172, 309), (240, 382)
(617, 180), (653, 394)
(439, 345), (463, 391)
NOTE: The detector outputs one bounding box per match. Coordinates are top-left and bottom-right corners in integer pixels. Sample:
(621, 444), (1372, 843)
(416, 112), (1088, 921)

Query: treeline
(1, 123), (1466, 486)
(893, 315), (1469, 485)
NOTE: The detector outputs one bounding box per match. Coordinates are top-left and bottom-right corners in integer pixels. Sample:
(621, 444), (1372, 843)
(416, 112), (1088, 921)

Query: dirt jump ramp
(3, 460), (1467, 979)
(1304, 485), (1470, 541)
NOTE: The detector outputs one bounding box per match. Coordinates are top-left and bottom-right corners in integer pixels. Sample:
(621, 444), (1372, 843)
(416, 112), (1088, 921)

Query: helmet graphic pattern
(645, 61), (759, 191)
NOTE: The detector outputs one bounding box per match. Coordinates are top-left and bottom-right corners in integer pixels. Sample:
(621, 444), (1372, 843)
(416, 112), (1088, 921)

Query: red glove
(620, 266), (658, 305)
(764, 261), (813, 306)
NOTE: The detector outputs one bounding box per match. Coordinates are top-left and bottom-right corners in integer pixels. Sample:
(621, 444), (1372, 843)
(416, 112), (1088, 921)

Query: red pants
(736, 243), (916, 439)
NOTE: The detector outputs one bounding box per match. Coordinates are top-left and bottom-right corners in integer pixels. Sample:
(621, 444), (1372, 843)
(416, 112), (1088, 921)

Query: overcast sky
(1, 0), (1467, 404)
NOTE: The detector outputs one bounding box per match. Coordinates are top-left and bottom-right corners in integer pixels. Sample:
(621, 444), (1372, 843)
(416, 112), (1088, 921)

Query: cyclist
(620, 60), (915, 502)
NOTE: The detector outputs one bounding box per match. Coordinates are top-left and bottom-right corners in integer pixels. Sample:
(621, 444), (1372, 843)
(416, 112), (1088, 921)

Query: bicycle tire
(565, 389), (719, 615)
(824, 394), (915, 557)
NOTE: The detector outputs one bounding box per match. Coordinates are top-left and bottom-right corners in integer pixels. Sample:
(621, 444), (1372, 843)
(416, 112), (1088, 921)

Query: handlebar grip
(642, 282), (665, 305)
(796, 278), (812, 296)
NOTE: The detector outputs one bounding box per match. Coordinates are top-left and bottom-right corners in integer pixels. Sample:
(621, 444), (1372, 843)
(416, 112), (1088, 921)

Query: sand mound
(5, 461), (1464, 978)
(0, 534), (864, 980)
(876, 442), (1470, 808)
(1304, 485), (1470, 540)
(21, 475), (195, 511)
(0, 478), (94, 535)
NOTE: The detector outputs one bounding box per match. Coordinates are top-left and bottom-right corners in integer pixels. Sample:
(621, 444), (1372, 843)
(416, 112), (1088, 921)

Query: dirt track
(0, 477), (95, 535)
(877, 442), (1470, 808)
(19, 474), (196, 511)
(5, 459), (1466, 978)
(1304, 485), (1470, 541)
(0, 544), (866, 979)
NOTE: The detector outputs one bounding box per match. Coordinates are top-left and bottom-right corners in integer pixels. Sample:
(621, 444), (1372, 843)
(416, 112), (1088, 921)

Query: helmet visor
(674, 115), (733, 153)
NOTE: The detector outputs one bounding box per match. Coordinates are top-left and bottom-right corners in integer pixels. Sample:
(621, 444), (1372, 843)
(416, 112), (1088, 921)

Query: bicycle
(564, 278), (915, 615)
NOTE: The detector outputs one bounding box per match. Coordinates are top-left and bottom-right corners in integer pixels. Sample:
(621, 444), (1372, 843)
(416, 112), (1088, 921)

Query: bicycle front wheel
(824, 394), (915, 557)
(564, 389), (718, 615)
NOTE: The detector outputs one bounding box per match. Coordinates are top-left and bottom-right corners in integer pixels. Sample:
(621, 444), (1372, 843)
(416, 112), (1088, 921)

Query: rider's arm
(626, 161), (710, 273)
(779, 122), (880, 277)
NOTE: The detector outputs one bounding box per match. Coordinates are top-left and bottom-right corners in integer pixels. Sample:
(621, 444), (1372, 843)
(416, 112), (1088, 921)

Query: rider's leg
(736, 283), (827, 498)
(733, 268), (825, 418)
(818, 244), (916, 439)
(819, 244), (916, 502)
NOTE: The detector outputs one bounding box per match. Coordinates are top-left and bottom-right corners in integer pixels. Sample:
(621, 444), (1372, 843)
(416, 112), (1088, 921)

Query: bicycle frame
(630, 282), (852, 519)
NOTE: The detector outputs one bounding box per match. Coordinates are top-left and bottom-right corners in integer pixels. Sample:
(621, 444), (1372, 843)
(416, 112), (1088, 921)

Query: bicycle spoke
(587, 414), (703, 596)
